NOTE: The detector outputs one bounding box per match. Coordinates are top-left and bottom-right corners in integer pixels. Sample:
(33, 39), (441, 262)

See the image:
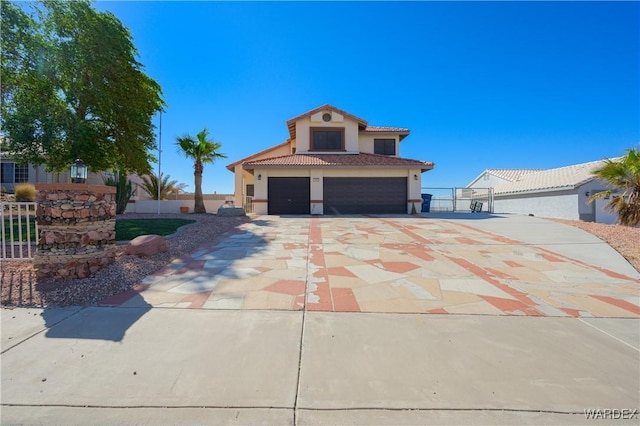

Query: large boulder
(126, 234), (168, 257)
(217, 206), (246, 216)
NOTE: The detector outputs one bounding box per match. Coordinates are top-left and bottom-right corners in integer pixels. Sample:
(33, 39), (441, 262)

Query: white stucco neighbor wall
(595, 197), (619, 224)
(578, 179), (622, 224)
(494, 190), (579, 220)
(492, 181), (621, 223)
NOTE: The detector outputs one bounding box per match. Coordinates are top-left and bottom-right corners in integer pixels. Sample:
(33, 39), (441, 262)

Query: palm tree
(589, 148), (640, 226)
(140, 173), (185, 200)
(176, 128), (227, 213)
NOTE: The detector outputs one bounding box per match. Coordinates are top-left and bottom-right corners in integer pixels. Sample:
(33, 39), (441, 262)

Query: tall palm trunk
(193, 159), (206, 213)
(176, 128), (227, 214)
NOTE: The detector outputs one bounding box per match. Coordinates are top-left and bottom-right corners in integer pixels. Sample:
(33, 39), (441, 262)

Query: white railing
(1, 202), (39, 261)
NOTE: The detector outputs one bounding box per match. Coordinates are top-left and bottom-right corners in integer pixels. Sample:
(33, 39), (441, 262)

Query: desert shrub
(103, 170), (135, 214)
(14, 183), (36, 202)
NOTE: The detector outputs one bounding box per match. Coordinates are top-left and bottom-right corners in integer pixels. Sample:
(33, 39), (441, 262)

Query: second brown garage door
(323, 177), (407, 214)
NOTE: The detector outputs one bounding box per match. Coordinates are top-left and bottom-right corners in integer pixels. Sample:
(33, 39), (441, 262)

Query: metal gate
(1, 202), (39, 260)
(420, 187), (493, 213)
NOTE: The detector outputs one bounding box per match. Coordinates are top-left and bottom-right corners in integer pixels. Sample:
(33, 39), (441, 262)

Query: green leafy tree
(0, 0), (164, 175)
(103, 170), (134, 215)
(140, 173), (186, 200)
(589, 148), (640, 227)
(176, 128), (226, 213)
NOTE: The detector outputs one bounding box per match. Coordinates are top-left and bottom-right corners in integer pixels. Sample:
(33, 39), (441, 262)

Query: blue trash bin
(421, 194), (432, 213)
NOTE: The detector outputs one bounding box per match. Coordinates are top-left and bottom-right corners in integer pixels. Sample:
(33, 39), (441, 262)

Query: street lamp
(70, 158), (88, 183)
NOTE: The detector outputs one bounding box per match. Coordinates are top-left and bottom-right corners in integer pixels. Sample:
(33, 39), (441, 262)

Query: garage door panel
(324, 177), (406, 214)
(268, 177), (310, 215)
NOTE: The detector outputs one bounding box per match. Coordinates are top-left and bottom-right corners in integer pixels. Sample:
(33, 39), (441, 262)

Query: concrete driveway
(2, 214), (639, 425)
(101, 214), (639, 317)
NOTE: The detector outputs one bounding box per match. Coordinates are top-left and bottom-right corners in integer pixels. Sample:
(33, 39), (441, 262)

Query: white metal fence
(1, 202), (39, 261)
(420, 187), (494, 213)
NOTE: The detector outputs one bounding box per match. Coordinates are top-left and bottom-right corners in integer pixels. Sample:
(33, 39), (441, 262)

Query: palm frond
(590, 148), (640, 226)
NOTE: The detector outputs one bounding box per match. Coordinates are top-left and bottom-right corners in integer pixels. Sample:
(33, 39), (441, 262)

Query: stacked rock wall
(35, 184), (117, 279)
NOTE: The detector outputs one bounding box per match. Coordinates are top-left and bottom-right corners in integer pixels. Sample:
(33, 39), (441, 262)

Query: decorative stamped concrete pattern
(99, 216), (640, 318)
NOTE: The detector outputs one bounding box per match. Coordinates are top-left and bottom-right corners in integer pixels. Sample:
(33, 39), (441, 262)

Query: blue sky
(92, 1), (639, 194)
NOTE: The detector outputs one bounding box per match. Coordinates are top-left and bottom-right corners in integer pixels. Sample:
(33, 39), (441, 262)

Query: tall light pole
(157, 110), (163, 215)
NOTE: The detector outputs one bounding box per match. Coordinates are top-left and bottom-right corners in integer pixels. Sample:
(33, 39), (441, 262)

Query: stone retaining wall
(35, 184), (117, 279)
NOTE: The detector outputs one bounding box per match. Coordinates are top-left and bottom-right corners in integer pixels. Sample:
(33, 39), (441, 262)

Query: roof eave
(243, 164), (434, 171)
(495, 185), (577, 197)
(494, 176), (596, 196)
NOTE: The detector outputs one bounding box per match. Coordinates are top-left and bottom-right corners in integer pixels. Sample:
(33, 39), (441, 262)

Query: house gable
(285, 104), (410, 156)
(467, 169), (541, 189)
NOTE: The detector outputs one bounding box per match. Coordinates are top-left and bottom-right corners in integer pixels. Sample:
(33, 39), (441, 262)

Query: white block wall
(494, 191), (579, 220)
(124, 199), (228, 214)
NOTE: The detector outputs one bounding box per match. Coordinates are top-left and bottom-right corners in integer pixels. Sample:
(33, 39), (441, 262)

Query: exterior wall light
(257, 174), (262, 181)
(70, 158), (88, 184)
(413, 174), (418, 181)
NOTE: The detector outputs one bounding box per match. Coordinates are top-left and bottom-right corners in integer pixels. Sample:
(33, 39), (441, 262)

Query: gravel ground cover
(1, 213), (249, 307)
(1, 215), (638, 307)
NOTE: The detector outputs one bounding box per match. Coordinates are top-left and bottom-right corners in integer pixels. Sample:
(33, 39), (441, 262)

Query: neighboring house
(0, 157), (109, 193)
(227, 104), (434, 215)
(466, 169), (541, 189)
(467, 159), (620, 223)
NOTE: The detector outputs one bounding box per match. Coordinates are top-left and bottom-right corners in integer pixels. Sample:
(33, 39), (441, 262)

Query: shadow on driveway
(43, 295), (151, 342)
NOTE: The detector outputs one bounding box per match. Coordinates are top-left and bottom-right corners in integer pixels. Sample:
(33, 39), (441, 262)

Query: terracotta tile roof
(243, 153), (434, 171)
(493, 158), (620, 195)
(363, 126), (410, 141)
(364, 126), (410, 133)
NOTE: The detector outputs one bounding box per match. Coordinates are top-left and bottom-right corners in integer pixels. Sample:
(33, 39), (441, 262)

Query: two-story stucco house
(226, 105), (434, 215)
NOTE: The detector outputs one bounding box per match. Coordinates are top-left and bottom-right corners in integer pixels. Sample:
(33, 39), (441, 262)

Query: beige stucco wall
(251, 167), (424, 215)
(232, 142), (292, 206)
(358, 134), (399, 156)
(295, 111), (360, 153)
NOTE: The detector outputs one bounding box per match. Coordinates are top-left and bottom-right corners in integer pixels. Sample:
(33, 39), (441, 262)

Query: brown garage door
(268, 177), (310, 214)
(323, 177), (407, 214)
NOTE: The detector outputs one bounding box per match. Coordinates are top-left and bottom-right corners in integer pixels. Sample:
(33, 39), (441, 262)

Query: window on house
(246, 184), (254, 197)
(374, 139), (396, 155)
(1, 163), (14, 184)
(14, 165), (28, 183)
(311, 128), (344, 151)
(1, 163), (29, 184)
